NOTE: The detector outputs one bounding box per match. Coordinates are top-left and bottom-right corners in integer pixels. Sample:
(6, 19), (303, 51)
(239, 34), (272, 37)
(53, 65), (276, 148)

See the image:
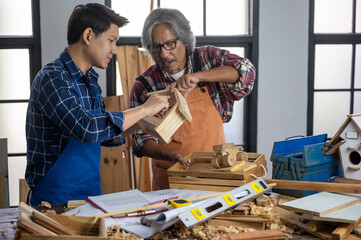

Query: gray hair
(141, 8), (196, 57)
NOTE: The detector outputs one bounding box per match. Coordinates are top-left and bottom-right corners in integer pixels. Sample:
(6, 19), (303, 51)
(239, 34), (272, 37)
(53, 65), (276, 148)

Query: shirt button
(201, 88), (206, 93)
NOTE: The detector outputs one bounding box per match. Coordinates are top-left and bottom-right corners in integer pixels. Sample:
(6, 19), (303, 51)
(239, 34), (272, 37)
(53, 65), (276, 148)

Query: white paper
(65, 189), (218, 239)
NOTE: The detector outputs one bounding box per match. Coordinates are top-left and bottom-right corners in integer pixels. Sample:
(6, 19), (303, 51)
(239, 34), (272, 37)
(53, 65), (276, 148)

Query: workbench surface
(0, 206), (351, 240)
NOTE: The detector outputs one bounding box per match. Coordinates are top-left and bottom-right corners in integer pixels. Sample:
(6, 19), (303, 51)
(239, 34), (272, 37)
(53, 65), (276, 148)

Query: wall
(258, 0), (309, 177)
(40, 0), (107, 95)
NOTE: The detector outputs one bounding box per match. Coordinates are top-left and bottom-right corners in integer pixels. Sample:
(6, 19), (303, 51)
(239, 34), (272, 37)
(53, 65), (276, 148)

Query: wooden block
(67, 200), (87, 209)
(332, 223), (354, 240)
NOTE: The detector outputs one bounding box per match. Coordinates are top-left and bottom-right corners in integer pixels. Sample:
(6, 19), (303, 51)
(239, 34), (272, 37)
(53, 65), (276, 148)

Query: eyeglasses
(149, 39), (179, 53)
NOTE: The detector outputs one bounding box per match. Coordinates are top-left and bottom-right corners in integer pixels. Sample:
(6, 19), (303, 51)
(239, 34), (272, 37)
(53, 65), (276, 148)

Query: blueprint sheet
(66, 189), (218, 239)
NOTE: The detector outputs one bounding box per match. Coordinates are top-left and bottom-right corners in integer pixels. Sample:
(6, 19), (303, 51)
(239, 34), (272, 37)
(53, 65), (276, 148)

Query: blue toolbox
(271, 134), (343, 197)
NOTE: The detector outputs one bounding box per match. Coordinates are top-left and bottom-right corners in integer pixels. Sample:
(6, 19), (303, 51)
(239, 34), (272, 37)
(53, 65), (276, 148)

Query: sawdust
(106, 193), (295, 239)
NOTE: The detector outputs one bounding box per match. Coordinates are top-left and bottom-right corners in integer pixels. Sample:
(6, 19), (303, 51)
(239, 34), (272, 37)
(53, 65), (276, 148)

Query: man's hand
(167, 151), (184, 165)
(171, 73), (200, 98)
(141, 94), (170, 117)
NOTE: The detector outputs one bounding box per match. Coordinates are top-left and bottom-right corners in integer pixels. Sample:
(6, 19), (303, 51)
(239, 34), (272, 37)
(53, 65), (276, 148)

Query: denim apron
(29, 79), (102, 205)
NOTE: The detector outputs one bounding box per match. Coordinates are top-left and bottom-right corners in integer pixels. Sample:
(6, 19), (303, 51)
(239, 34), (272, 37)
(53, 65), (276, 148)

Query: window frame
(307, 0), (361, 136)
(0, 0), (41, 157)
(106, 0), (259, 152)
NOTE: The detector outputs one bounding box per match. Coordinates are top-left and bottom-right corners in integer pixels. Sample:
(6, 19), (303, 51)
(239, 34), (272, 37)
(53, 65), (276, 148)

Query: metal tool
(178, 178), (271, 227)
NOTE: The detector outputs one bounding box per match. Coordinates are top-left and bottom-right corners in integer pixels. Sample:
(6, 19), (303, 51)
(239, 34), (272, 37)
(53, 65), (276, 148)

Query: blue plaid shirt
(26, 48), (125, 188)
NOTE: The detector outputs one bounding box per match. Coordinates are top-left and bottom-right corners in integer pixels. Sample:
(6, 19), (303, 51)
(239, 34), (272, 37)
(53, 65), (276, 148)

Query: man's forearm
(139, 140), (171, 161)
(197, 65), (239, 84)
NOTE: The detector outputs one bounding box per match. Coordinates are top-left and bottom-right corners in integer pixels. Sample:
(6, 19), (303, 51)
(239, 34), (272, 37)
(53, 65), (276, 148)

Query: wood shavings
(107, 225), (143, 240)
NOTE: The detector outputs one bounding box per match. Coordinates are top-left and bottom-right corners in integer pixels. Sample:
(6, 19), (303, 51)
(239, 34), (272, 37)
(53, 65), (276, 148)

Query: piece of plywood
(100, 96), (132, 194)
(281, 192), (361, 216)
(313, 202), (361, 224)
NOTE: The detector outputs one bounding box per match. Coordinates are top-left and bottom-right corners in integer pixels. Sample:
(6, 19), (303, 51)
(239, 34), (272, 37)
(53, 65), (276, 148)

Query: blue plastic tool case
(270, 134), (343, 197)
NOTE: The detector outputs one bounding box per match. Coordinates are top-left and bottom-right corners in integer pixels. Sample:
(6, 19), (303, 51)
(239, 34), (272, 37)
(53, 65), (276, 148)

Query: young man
(26, 3), (169, 205)
(130, 8), (256, 190)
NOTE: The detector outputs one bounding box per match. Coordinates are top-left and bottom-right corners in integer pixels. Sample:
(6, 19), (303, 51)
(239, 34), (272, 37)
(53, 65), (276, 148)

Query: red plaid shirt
(130, 45), (256, 156)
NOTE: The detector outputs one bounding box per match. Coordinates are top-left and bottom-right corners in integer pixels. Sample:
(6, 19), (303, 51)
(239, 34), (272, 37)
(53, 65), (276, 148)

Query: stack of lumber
(276, 192), (361, 240)
(262, 178), (361, 240)
(15, 202), (107, 239)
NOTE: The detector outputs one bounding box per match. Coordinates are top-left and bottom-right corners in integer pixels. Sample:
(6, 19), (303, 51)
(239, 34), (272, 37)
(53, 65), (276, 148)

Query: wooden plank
(313, 202), (361, 224)
(0, 174), (4, 208)
(0, 139), (9, 208)
(281, 192), (361, 216)
(19, 179), (30, 204)
(214, 215), (271, 223)
(124, 46), (140, 96)
(19, 202), (77, 235)
(169, 176), (246, 186)
(100, 96), (132, 194)
(169, 183), (234, 192)
(225, 229), (286, 240)
(138, 157), (151, 192)
(115, 46), (129, 109)
(18, 212), (56, 236)
(207, 219), (265, 231)
(333, 223), (354, 240)
(21, 234), (108, 240)
(32, 211), (79, 235)
(265, 179), (361, 194)
(168, 153), (266, 180)
(275, 206), (333, 240)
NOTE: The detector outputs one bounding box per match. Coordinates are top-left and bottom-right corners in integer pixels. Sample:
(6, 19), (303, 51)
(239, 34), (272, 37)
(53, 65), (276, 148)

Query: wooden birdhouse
(327, 113), (361, 180)
(138, 88), (192, 144)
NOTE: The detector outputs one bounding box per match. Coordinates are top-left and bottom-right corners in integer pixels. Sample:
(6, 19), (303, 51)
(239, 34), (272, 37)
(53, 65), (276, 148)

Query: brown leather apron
(152, 87), (226, 190)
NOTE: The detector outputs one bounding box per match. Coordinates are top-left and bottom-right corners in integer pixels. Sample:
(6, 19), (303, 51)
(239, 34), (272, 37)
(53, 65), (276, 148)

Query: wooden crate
(167, 152), (267, 192)
(20, 215), (107, 240)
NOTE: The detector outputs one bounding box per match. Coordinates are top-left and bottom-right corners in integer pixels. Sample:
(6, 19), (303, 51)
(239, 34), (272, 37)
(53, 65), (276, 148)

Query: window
(110, 0), (259, 151)
(308, 0), (361, 137)
(0, 0), (41, 206)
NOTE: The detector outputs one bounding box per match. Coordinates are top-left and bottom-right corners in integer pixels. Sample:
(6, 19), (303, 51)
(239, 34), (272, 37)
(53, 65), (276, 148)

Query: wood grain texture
(281, 192), (361, 216)
(265, 179), (361, 194)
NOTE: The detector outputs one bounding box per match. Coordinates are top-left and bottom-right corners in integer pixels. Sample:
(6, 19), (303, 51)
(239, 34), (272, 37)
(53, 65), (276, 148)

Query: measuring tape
(170, 199), (192, 208)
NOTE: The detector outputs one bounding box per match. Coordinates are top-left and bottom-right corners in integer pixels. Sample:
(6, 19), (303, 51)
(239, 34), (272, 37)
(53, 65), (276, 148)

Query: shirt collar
(60, 48), (99, 83)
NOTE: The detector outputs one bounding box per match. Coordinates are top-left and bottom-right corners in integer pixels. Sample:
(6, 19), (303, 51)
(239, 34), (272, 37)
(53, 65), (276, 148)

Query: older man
(130, 8), (256, 190)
